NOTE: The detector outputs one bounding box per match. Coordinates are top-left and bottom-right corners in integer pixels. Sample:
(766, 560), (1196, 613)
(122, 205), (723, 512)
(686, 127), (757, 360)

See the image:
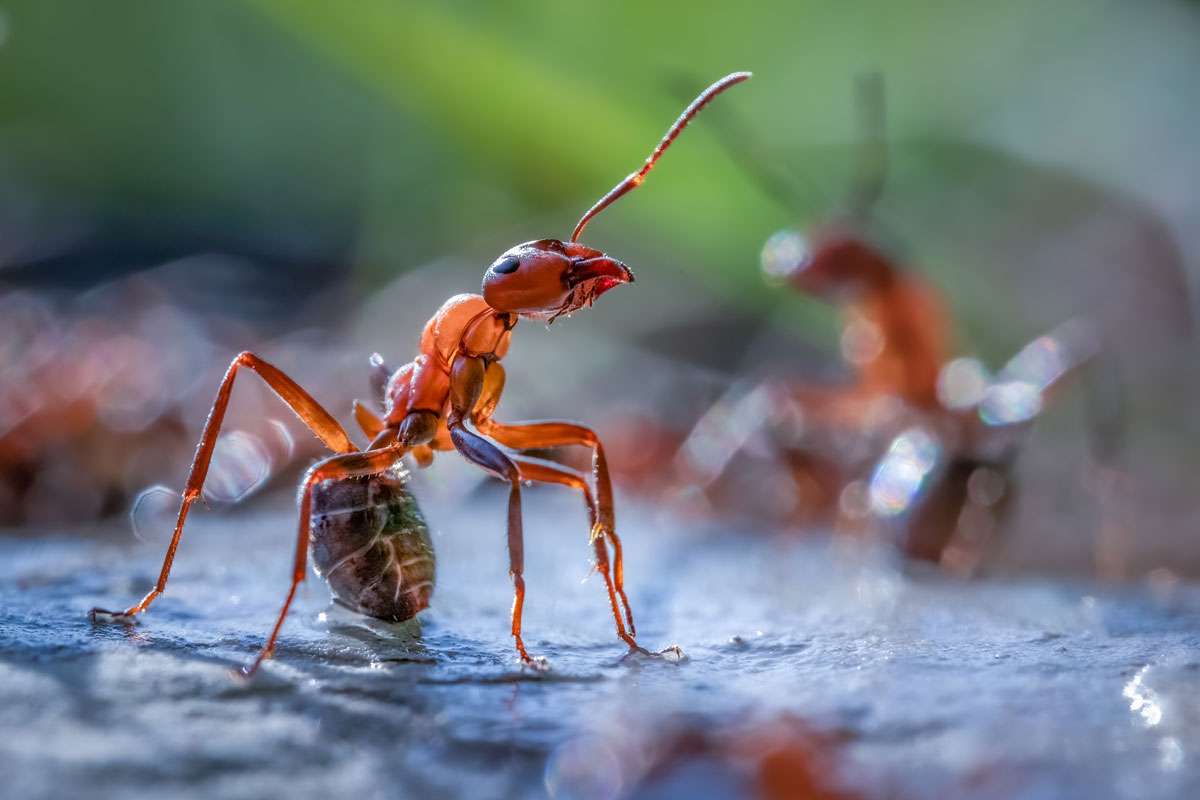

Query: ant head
(482, 239), (634, 321)
(761, 224), (893, 301)
(481, 72), (750, 322)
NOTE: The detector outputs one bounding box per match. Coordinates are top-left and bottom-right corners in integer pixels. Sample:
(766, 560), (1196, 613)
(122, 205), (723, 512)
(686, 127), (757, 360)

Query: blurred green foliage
(0, 0), (1195, 356)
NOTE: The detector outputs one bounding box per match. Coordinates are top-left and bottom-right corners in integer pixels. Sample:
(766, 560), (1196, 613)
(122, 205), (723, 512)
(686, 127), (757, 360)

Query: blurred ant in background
(672, 74), (1120, 572)
(0, 281), (311, 528)
(677, 74), (948, 522)
(91, 72), (753, 672)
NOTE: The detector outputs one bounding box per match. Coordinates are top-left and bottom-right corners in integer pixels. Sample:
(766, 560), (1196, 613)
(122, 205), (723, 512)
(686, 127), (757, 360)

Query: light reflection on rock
(1125, 666), (1164, 727)
(868, 428), (941, 518)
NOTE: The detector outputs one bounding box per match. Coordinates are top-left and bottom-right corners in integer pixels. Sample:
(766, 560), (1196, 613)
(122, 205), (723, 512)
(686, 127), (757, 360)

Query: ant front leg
(90, 352), (358, 621)
(511, 455), (646, 655)
(353, 399), (385, 440)
(475, 415), (636, 638)
(446, 356), (537, 665)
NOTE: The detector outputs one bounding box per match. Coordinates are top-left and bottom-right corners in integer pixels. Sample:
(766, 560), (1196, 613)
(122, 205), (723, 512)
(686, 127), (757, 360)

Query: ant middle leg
(90, 351), (358, 621)
(512, 456), (645, 654)
(446, 421), (534, 665)
(475, 418), (636, 636)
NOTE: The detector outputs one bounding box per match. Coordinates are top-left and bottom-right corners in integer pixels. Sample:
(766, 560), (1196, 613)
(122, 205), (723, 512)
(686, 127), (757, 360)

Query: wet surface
(1, 485), (1198, 799)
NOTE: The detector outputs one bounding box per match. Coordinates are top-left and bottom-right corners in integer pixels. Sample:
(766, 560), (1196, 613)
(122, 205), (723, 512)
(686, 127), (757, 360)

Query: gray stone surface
(1, 485), (1197, 799)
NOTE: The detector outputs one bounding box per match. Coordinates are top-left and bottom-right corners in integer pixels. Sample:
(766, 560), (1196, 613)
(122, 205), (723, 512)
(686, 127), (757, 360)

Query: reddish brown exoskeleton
(90, 71), (752, 673)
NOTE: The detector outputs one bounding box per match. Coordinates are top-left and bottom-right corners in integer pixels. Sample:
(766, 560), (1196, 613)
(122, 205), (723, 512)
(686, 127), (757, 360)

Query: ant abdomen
(309, 470), (435, 622)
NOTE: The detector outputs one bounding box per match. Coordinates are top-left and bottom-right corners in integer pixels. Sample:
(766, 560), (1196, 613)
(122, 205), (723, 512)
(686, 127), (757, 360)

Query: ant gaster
(90, 72), (752, 674)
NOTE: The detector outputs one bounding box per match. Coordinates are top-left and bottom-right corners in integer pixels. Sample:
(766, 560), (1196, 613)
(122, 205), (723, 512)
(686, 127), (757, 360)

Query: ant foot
(514, 635), (550, 671)
(656, 644), (688, 663)
(520, 655), (551, 673)
(238, 645), (276, 679)
(88, 607), (137, 625)
(234, 664), (261, 681)
(618, 646), (651, 664)
(625, 642), (653, 658)
(620, 643), (687, 665)
(618, 631), (652, 658)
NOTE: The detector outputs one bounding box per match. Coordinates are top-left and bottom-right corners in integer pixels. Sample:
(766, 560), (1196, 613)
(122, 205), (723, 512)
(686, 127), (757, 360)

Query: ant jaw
(539, 256), (634, 321)
(518, 258), (635, 324)
(566, 256), (635, 291)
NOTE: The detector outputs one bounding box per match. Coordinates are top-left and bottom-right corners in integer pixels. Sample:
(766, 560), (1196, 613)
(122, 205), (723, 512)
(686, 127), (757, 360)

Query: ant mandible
(90, 71), (752, 674)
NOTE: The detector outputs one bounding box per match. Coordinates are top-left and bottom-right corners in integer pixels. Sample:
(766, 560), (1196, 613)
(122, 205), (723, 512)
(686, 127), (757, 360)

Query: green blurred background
(1, 1), (1198, 567)
(2, 0), (1195, 341)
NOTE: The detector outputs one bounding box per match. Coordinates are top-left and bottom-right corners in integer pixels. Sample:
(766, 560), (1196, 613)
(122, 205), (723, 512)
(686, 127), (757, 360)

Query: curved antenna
(845, 71), (888, 220)
(571, 71), (752, 243)
(668, 71), (820, 216)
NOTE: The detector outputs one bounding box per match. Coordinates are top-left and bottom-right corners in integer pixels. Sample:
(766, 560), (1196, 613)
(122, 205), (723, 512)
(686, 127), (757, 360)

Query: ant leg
(353, 400), (385, 439)
(512, 456), (645, 654)
(368, 352), (392, 409)
(447, 422), (533, 664)
(243, 443), (404, 676)
(475, 419), (636, 636)
(90, 351), (358, 621)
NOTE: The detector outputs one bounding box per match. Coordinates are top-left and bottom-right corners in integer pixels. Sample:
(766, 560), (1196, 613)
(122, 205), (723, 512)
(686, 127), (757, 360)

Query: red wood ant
(90, 71), (752, 673)
(676, 75), (1111, 569)
(754, 73), (951, 413)
(675, 74), (953, 525)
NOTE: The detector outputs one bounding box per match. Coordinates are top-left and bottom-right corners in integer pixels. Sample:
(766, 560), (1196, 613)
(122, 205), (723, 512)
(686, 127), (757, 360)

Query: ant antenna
(665, 70), (822, 216)
(571, 71), (752, 243)
(845, 71), (887, 220)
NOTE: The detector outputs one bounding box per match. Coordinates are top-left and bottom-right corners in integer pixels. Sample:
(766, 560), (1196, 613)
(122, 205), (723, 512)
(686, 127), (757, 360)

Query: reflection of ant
(557, 713), (855, 800)
(90, 72), (752, 673)
(678, 75), (1111, 568)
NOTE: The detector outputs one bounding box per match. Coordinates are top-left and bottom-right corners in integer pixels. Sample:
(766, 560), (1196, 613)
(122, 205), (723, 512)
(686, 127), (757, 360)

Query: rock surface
(1, 486), (1197, 799)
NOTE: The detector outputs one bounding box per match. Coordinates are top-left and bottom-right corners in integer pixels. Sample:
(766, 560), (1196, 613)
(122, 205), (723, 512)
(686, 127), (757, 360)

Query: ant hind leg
(90, 352), (358, 622)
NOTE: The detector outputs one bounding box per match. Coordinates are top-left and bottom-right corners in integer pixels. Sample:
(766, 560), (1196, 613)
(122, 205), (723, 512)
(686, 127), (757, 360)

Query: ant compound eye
(491, 255), (520, 275)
